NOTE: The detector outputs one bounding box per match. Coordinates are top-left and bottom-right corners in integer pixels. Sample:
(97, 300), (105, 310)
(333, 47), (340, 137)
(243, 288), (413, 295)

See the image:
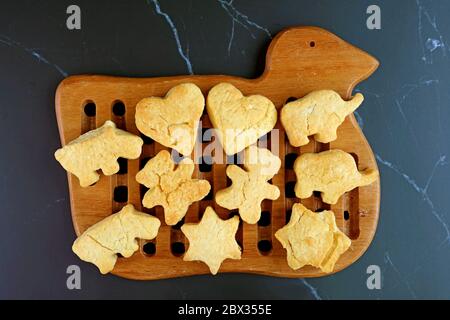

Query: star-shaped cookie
(181, 207), (241, 275)
(275, 203), (351, 273)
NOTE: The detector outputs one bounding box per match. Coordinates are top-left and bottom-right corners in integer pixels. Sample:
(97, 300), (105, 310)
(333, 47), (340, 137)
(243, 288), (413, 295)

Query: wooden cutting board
(55, 26), (380, 279)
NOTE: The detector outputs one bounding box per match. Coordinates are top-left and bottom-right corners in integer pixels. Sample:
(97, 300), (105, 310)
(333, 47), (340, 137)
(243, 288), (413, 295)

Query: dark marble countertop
(0, 0), (449, 299)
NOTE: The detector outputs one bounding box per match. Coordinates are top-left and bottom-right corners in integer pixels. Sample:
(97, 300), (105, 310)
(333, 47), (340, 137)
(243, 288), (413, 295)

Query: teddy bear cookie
(294, 149), (378, 204)
(275, 203), (351, 273)
(54, 120), (143, 187)
(206, 83), (277, 155)
(181, 206), (241, 275)
(135, 83), (204, 156)
(281, 90), (364, 147)
(215, 146), (281, 224)
(72, 204), (160, 274)
(136, 150), (211, 225)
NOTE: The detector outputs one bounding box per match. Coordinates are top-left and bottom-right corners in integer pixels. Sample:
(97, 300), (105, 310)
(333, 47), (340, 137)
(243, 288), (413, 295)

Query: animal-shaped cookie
(135, 83), (204, 155)
(136, 150), (211, 225)
(54, 120), (143, 187)
(281, 90), (364, 147)
(206, 83), (277, 155)
(294, 149), (378, 204)
(181, 206), (241, 275)
(72, 204), (160, 274)
(275, 203), (351, 273)
(215, 146), (281, 224)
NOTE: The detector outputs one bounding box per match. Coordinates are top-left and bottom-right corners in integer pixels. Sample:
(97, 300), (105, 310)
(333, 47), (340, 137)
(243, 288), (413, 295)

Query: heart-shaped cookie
(135, 83), (204, 155)
(206, 83), (277, 155)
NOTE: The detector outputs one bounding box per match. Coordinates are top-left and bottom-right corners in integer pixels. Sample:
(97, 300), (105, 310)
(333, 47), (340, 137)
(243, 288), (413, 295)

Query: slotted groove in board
(81, 100), (96, 134)
(112, 101), (128, 213)
(57, 26), (380, 279)
(257, 130), (273, 255)
(271, 121), (286, 251)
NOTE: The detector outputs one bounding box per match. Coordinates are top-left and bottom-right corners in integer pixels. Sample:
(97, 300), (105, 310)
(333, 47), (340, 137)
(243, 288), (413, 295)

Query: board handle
(259, 26), (379, 99)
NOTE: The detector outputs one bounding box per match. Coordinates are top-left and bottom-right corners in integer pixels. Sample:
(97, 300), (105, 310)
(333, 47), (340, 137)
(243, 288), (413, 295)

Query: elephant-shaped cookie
(294, 149), (378, 204)
(281, 90), (364, 147)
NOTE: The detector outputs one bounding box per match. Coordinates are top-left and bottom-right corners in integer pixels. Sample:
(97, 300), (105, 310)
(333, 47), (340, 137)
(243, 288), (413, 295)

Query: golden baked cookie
(54, 120), (143, 187)
(281, 90), (364, 147)
(72, 204), (160, 274)
(135, 150), (211, 225)
(181, 206), (241, 275)
(215, 146), (280, 224)
(294, 149), (378, 204)
(135, 83), (204, 156)
(206, 83), (277, 155)
(275, 203), (351, 273)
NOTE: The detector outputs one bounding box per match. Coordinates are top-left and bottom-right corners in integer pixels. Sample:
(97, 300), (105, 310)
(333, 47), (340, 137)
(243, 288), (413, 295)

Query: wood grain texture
(55, 26), (380, 279)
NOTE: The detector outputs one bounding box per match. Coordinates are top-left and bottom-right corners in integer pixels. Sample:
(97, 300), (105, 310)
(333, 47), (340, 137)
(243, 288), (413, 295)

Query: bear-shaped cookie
(135, 83), (204, 156)
(294, 149), (378, 204)
(281, 90), (364, 147)
(54, 120), (143, 187)
(215, 146), (281, 224)
(206, 83), (277, 155)
(136, 150), (211, 225)
(72, 204), (160, 274)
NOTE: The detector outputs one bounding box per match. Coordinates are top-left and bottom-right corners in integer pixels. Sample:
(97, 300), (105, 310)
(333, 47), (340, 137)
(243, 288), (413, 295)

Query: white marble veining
(353, 111), (364, 129)
(0, 35), (67, 77)
(218, 0), (271, 55)
(148, 0), (193, 74)
(376, 153), (449, 244)
(416, 0), (447, 64)
(299, 279), (322, 300)
(384, 251), (417, 298)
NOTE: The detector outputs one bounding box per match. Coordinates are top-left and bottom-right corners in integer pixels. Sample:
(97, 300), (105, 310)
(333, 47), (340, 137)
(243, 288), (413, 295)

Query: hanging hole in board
(112, 101), (126, 116)
(84, 102), (96, 117)
(309, 41), (316, 47)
